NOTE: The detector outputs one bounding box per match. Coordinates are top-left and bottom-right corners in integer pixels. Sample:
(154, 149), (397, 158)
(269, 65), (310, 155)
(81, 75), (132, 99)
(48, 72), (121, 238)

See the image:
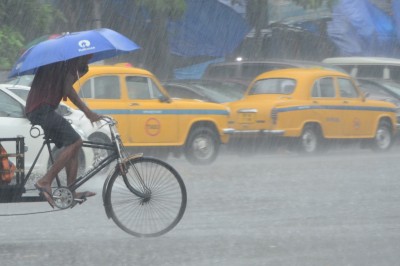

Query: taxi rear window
(249, 78), (296, 95)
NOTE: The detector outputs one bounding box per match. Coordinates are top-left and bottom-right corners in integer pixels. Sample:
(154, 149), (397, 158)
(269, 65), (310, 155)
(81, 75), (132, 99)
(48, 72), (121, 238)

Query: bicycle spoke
(105, 157), (187, 237)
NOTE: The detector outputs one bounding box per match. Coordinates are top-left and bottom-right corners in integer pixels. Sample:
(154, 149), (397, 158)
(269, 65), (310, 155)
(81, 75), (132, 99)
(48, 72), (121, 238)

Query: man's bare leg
(35, 139), (83, 194)
(65, 150), (79, 186)
(64, 143), (96, 200)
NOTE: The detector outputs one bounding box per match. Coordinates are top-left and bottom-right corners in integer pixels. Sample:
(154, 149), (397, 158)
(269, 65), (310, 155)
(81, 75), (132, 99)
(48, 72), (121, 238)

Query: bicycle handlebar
(100, 115), (114, 123)
(99, 115), (117, 128)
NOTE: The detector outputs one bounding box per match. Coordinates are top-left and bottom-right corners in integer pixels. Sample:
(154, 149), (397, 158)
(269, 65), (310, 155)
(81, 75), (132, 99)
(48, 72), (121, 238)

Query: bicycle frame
(0, 118), (187, 237)
(68, 140), (118, 192)
(1, 116), (149, 204)
(30, 117), (148, 199)
(15, 133), (113, 200)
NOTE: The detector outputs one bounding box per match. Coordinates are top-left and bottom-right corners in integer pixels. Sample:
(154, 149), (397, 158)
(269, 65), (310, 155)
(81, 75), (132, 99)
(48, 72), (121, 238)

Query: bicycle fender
(103, 153), (143, 219)
(122, 153), (143, 163)
(104, 153), (144, 196)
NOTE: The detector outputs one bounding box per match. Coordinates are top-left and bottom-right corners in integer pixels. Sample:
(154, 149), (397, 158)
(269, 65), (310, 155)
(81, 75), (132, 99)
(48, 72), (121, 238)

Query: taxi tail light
(271, 108), (278, 125)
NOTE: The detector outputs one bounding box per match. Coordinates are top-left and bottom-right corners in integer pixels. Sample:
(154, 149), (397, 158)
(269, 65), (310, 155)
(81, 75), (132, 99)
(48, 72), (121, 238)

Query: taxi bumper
(223, 128), (285, 135)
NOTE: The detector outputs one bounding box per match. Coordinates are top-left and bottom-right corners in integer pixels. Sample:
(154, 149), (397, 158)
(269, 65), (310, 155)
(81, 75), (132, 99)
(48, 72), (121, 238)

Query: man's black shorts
(27, 104), (81, 148)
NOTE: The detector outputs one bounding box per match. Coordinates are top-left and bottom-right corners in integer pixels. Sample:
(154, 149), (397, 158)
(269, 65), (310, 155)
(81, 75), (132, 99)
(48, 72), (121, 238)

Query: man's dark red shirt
(25, 61), (77, 114)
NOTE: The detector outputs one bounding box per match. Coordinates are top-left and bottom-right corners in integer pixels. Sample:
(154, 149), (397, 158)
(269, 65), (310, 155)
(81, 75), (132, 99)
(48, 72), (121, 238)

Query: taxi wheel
(184, 127), (219, 165)
(370, 121), (393, 151)
(298, 125), (324, 154)
(89, 133), (112, 173)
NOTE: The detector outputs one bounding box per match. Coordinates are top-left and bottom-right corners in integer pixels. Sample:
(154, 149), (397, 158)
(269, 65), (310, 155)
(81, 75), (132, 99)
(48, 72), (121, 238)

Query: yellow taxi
(225, 68), (398, 153)
(66, 64), (230, 164)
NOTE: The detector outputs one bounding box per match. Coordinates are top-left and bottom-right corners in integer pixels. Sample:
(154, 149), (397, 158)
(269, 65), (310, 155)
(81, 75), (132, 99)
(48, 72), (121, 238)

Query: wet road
(1, 146), (400, 266)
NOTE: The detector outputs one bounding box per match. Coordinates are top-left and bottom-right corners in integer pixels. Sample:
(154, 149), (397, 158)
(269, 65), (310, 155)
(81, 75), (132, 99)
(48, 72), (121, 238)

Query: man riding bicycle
(25, 54), (102, 208)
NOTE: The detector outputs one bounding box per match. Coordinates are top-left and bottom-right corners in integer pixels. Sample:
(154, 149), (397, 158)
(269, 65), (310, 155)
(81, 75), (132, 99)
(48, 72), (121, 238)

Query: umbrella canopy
(9, 28), (140, 78)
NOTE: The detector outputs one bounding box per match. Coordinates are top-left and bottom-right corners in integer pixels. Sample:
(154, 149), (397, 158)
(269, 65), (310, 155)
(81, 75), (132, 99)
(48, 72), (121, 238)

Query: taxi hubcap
(376, 127), (390, 149)
(193, 137), (213, 159)
(302, 130), (317, 152)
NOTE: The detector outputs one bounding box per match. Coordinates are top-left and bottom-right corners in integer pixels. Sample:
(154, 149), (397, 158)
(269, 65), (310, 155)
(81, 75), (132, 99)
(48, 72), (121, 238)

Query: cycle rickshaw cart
(0, 116), (187, 237)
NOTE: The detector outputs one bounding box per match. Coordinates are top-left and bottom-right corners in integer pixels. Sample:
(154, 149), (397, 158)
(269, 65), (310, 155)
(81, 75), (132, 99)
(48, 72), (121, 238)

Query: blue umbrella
(8, 28), (140, 78)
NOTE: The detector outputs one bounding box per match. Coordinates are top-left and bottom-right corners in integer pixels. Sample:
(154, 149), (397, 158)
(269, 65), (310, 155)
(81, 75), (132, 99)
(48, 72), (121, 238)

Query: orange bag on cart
(0, 144), (16, 183)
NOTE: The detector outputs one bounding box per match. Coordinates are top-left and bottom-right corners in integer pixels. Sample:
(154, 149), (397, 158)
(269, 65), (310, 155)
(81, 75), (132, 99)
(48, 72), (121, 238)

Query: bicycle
(0, 116), (187, 237)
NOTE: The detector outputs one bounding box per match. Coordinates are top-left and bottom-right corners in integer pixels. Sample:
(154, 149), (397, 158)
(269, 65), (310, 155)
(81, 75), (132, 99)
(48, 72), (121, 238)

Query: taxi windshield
(249, 78), (296, 95)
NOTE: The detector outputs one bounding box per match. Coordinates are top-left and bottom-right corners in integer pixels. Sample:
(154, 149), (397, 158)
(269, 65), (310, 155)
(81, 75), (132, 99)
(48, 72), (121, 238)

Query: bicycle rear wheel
(105, 156), (187, 237)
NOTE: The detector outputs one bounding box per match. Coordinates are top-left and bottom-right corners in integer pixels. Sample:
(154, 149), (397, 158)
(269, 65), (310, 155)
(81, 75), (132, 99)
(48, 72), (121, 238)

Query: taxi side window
(126, 77), (163, 99)
(149, 79), (163, 99)
(79, 76), (120, 99)
(126, 76), (151, 99)
(338, 78), (358, 98)
(0, 91), (25, 118)
(78, 80), (93, 98)
(311, 77), (335, 98)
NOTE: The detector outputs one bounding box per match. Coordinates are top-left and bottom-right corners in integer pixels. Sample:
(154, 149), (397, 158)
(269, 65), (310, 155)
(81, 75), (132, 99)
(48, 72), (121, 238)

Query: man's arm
(64, 72), (102, 123)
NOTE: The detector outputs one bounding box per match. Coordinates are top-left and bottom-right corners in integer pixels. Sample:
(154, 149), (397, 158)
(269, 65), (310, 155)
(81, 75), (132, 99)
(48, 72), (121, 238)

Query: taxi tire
(370, 120), (393, 152)
(184, 127), (219, 165)
(89, 133), (112, 173)
(298, 124), (325, 154)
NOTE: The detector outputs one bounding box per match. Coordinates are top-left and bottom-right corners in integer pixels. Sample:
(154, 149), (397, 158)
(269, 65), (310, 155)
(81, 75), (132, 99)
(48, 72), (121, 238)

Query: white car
(2, 84), (113, 171)
(0, 86), (95, 178)
(0, 84), (111, 140)
(322, 57), (400, 83)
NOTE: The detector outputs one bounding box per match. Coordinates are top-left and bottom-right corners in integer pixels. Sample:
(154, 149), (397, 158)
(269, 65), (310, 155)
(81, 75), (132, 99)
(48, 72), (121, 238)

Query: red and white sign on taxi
(145, 118), (161, 136)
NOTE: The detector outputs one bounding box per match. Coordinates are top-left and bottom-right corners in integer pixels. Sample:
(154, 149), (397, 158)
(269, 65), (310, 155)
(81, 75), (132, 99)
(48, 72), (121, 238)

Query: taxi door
(337, 78), (370, 137)
(123, 75), (179, 144)
(77, 74), (134, 144)
(310, 77), (344, 137)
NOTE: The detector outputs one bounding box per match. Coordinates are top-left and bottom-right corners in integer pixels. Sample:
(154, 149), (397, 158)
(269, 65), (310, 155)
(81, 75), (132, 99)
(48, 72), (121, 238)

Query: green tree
(0, 26), (24, 70)
(0, 0), (65, 70)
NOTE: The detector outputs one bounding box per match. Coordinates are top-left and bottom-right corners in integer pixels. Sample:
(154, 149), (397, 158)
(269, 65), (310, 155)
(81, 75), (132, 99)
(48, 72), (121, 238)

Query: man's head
(77, 54), (93, 65)
(67, 54), (93, 76)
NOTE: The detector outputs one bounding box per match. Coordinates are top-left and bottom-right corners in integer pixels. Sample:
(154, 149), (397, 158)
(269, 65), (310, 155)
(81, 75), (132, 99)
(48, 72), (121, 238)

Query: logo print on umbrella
(78, 40), (95, 52)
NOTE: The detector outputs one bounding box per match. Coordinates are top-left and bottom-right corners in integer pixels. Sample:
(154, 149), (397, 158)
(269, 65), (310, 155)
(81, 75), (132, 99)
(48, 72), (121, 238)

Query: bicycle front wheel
(105, 156), (187, 237)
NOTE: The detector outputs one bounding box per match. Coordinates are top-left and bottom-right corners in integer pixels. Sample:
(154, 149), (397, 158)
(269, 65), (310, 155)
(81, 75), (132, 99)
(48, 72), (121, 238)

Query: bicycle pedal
(74, 197), (87, 204)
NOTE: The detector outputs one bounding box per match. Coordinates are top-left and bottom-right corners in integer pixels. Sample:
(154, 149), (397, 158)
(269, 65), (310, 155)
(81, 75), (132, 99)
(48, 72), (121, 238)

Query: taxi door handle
(129, 102), (140, 106)
(343, 100), (349, 104)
